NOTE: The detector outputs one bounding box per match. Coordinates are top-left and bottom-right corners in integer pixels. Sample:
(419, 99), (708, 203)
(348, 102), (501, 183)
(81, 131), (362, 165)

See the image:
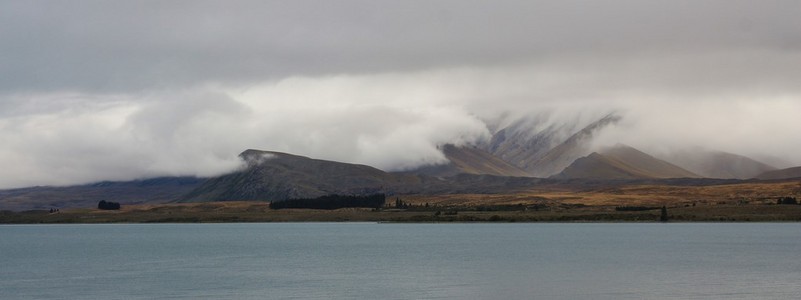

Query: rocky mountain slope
(409, 144), (531, 177)
(526, 114), (621, 177)
(482, 117), (574, 173)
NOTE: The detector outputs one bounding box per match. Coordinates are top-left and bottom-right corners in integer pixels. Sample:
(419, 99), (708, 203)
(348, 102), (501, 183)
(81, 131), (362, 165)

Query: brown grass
(400, 180), (801, 207)
(2, 180), (800, 223)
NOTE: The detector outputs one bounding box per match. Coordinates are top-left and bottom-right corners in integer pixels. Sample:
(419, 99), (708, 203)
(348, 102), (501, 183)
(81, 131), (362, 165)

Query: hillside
(0, 177), (204, 211)
(181, 150), (405, 202)
(182, 149), (559, 203)
(659, 149), (776, 179)
(555, 144), (700, 180)
(410, 144), (531, 177)
(756, 166), (801, 180)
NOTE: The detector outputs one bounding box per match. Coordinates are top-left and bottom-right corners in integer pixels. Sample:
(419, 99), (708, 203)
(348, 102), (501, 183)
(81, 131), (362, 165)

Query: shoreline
(3, 201), (801, 224)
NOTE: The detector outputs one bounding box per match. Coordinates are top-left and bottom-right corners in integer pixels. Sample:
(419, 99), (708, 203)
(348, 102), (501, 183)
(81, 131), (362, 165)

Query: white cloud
(2, 51), (801, 188)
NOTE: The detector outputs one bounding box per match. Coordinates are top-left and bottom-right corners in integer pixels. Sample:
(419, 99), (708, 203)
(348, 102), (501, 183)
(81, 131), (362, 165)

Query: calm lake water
(1, 223), (799, 299)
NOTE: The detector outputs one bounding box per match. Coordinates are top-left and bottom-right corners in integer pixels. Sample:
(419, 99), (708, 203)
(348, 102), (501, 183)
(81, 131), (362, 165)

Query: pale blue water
(1, 223), (799, 299)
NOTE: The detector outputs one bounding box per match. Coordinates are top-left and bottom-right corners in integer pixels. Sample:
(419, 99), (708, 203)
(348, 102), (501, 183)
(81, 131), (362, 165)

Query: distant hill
(181, 149), (566, 203)
(0, 177), (204, 211)
(181, 150), (410, 202)
(555, 144), (700, 180)
(756, 166), (801, 180)
(659, 149), (776, 179)
(409, 144), (531, 177)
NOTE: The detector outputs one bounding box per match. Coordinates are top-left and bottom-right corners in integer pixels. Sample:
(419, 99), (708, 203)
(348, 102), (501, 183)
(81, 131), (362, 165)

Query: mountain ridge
(555, 144), (700, 180)
(658, 149), (776, 179)
(756, 166), (801, 180)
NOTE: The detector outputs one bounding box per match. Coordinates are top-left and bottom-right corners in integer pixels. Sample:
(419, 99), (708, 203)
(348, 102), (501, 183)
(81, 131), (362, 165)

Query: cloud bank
(1, 1), (800, 188)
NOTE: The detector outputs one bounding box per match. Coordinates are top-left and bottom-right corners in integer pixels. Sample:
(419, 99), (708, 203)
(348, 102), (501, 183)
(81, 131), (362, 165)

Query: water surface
(1, 223), (799, 299)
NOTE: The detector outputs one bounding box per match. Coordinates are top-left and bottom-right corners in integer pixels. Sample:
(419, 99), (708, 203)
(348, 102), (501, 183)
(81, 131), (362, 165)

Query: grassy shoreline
(4, 180), (800, 224)
(3, 201), (801, 224)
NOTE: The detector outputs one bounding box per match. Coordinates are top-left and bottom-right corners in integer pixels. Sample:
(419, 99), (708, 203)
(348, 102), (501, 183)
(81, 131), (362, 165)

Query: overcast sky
(1, 0), (800, 188)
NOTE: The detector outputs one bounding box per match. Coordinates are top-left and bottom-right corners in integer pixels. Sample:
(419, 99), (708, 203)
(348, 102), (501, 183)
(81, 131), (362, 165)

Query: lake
(1, 223), (799, 299)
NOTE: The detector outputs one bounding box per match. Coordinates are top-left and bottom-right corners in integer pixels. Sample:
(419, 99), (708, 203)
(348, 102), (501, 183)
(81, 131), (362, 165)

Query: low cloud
(2, 48), (801, 188)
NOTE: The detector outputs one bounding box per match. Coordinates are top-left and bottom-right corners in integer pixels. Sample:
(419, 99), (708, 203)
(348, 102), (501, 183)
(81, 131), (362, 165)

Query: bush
(777, 197), (798, 205)
(98, 200), (121, 210)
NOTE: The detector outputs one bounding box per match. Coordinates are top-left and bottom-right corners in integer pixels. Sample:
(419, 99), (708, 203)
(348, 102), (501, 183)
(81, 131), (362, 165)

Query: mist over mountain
(525, 114), (621, 177)
(480, 113), (618, 176)
(180, 149), (552, 204)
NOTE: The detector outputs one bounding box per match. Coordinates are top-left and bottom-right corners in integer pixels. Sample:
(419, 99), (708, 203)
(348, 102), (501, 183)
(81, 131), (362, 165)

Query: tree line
(615, 206), (660, 212)
(269, 194), (386, 210)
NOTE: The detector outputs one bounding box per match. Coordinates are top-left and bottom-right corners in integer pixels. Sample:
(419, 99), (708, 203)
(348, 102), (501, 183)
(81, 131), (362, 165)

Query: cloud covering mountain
(1, 1), (800, 188)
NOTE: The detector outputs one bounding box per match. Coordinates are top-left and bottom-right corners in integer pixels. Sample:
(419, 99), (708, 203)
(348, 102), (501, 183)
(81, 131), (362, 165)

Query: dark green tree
(659, 206), (668, 222)
(98, 200), (121, 210)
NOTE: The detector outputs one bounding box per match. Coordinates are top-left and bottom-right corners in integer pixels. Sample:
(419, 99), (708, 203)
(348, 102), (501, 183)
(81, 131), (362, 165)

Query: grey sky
(3, 0), (799, 92)
(1, 1), (800, 188)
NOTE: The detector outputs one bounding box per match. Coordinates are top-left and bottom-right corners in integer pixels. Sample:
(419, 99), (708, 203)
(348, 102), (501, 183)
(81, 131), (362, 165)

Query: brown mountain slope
(555, 144), (701, 179)
(756, 166), (801, 180)
(659, 149), (776, 179)
(443, 145), (532, 177)
(411, 145), (531, 177)
(528, 114), (621, 177)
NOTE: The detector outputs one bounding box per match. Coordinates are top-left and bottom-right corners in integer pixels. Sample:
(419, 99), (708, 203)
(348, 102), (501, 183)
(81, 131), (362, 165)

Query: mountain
(0, 177), (205, 211)
(555, 144), (701, 180)
(527, 114), (621, 177)
(181, 149), (565, 203)
(409, 144), (531, 177)
(482, 117), (576, 174)
(659, 149), (776, 179)
(756, 166), (801, 180)
(181, 150), (409, 202)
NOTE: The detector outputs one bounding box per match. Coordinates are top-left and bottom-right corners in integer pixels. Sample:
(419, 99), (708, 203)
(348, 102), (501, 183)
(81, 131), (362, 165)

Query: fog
(1, 1), (800, 188)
